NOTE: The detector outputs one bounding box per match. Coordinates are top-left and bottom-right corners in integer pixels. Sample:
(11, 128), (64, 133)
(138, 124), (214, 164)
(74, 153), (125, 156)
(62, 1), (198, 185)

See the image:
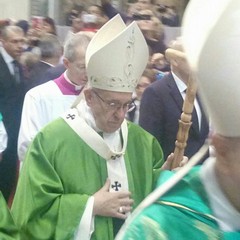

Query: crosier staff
(165, 48), (197, 169)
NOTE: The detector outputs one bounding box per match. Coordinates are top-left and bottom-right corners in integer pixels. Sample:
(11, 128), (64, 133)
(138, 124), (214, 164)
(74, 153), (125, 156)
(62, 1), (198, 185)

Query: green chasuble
(11, 118), (164, 240)
(0, 192), (19, 240)
(121, 168), (240, 240)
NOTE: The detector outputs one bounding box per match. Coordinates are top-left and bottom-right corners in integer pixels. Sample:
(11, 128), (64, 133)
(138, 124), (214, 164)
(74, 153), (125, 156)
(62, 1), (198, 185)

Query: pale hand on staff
(161, 153), (188, 171)
(93, 179), (134, 219)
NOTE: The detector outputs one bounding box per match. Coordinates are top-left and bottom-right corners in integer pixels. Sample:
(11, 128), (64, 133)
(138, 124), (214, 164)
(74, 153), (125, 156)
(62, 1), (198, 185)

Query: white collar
(64, 71), (83, 91)
(62, 100), (128, 160)
(200, 157), (240, 231)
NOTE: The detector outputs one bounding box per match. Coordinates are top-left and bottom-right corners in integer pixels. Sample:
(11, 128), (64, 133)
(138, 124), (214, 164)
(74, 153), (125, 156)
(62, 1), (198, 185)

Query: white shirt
(173, 72), (202, 131)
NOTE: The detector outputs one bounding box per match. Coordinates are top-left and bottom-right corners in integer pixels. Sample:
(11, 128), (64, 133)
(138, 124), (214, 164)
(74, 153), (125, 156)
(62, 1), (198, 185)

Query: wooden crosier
(165, 48), (197, 169)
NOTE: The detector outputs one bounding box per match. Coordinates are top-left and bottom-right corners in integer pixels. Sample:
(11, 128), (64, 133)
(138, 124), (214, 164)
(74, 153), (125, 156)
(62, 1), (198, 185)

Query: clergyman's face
(213, 134), (240, 184)
(85, 88), (133, 133)
(64, 47), (87, 86)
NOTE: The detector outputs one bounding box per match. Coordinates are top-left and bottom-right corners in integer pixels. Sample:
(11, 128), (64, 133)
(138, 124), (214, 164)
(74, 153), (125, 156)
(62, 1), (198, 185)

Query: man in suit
(0, 25), (25, 201)
(139, 39), (209, 160)
(25, 33), (62, 91)
(41, 63), (66, 83)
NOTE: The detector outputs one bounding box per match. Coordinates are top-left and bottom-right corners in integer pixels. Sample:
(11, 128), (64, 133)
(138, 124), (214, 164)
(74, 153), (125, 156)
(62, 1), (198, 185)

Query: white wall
(0, 0), (30, 21)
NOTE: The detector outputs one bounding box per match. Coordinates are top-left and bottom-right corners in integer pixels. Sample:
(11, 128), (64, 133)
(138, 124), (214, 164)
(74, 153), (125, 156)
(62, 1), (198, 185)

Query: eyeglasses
(92, 90), (136, 113)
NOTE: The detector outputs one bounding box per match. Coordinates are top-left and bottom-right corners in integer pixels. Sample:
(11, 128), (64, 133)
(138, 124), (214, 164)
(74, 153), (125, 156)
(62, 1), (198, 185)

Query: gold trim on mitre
(86, 14), (149, 93)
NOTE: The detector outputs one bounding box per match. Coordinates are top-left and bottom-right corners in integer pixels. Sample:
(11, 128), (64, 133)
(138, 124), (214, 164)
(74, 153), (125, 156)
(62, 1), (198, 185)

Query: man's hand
(161, 153), (188, 170)
(93, 179), (134, 219)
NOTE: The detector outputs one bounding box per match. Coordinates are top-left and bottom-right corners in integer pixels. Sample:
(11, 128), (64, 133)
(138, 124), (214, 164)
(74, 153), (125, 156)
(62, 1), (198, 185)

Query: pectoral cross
(66, 114), (75, 120)
(111, 181), (121, 191)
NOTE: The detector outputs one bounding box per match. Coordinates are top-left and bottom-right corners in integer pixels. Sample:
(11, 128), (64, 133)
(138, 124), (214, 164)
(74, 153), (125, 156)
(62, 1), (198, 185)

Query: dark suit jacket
(0, 53), (25, 200)
(139, 72), (209, 160)
(41, 63), (66, 83)
(25, 61), (53, 91)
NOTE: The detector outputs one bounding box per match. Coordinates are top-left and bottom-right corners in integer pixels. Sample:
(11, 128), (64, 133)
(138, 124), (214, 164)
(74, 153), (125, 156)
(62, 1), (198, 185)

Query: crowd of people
(0, 0), (239, 239)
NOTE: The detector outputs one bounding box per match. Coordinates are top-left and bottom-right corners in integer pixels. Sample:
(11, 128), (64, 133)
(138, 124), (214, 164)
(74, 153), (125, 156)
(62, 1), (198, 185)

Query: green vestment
(0, 192), (19, 240)
(121, 167), (240, 240)
(11, 118), (164, 239)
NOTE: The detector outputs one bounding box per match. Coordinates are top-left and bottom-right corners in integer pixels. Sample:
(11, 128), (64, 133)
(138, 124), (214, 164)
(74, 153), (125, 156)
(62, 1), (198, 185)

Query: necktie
(12, 60), (20, 83)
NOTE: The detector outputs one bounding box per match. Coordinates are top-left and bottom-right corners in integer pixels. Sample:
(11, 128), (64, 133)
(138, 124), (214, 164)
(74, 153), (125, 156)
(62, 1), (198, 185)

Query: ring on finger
(118, 206), (124, 213)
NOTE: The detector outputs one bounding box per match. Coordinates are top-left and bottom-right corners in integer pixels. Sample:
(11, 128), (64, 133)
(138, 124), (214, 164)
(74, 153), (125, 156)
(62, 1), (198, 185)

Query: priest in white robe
(18, 32), (93, 162)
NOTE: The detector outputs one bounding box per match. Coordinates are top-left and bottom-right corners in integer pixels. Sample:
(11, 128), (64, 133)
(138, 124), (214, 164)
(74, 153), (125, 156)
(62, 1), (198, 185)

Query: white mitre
(182, 0), (240, 137)
(86, 14), (149, 93)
